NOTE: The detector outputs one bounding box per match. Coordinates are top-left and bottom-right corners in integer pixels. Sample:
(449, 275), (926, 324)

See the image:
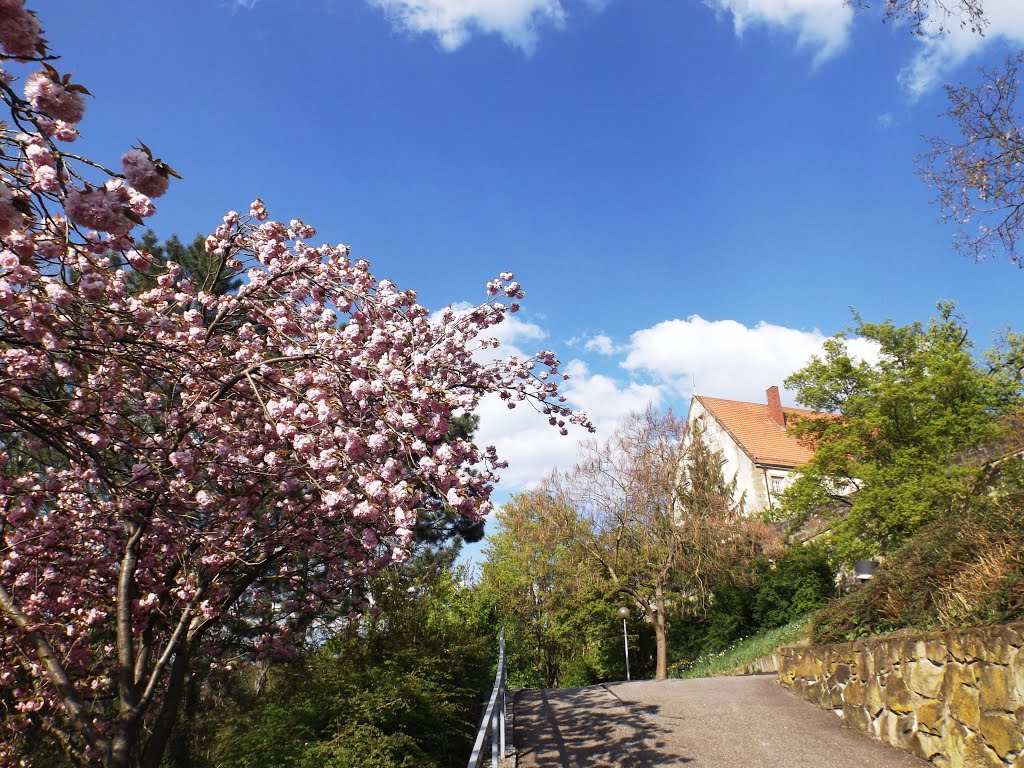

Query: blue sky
(29, 0), (1024, 495)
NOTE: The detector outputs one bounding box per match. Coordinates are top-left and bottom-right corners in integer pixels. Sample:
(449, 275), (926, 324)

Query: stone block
(978, 712), (1023, 760)
(941, 660), (965, 696)
(988, 636), (1014, 666)
(827, 683), (845, 710)
(1003, 623), (1024, 647)
(873, 643), (894, 675)
(833, 663), (851, 685)
(942, 722), (970, 767)
(866, 677), (886, 717)
(844, 678), (865, 707)
(951, 732), (1005, 768)
(875, 710), (894, 743)
(912, 732), (944, 762)
(917, 698), (946, 735)
(884, 676), (915, 715)
(843, 702), (871, 732)
(909, 659), (948, 698)
(1011, 647), (1024, 703)
(960, 662), (981, 686)
(856, 646), (873, 679)
(978, 663), (1013, 712)
(778, 666), (795, 687)
(890, 713), (918, 751)
(925, 638), (949, 662)
(948, 634), (968, 663)
(810, 680), (830, 709)
(949, 683), (981, 730)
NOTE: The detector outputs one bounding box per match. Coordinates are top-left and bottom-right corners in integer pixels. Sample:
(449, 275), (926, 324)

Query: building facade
(685, 386), (821, 515)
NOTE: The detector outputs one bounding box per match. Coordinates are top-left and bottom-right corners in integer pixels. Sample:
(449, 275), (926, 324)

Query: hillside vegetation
(812, 447), (1024, 644)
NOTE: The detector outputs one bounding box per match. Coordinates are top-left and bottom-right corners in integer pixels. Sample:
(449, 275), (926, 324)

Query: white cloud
(583, 333), (617, 355)
(900, 0), (1024, 98)
(474, 313), (878, 496)
(703, 0), (855, 65)
(621, 314), (877, 405)
(877, 112), (894, 128)
(366, 0), (568, 51)
(474, 359), (661, 492)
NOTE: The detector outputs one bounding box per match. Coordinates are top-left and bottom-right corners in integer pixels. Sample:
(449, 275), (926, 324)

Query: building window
(769, 475), (785, 495)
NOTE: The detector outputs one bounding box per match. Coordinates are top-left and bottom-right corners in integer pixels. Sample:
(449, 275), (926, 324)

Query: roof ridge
(695, 394), (822, 415)
(694, 394), (822, 468)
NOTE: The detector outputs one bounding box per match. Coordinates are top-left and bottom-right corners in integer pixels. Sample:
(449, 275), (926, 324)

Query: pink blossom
(32, 164), (59, 192)
(124, 249), (151, 271)
(360, 529), (378, 550)
(64, 187), (134, 235)
(121, 148), (170, 198)
(0, 28), (594, 757)
(0, 0), (41, 58)
(24, 70), (86, 124)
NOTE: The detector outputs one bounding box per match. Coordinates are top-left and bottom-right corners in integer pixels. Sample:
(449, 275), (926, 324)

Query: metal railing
(467, 628), (508, 768)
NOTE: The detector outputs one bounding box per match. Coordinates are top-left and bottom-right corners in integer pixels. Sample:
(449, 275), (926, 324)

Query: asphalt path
(514, 675), (927, 767)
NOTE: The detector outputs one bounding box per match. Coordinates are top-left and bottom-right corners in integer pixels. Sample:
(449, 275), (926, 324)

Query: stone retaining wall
(777, 623), (1024, 767)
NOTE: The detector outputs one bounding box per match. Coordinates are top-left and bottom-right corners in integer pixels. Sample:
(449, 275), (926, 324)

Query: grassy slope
(671, 618), (810, 679)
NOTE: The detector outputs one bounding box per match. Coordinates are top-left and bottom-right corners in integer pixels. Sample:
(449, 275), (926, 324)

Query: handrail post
(499, 688), (507, 761)
(491, 703), (499, 765)
(467, 628), (508, 768)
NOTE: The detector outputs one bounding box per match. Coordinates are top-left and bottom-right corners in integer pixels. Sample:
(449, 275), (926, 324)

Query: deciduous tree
(781, 304), (1022, 560)
(918, 53), (1024, 265)
(478, 491), (619, 687)
(557, 408), (772, 680)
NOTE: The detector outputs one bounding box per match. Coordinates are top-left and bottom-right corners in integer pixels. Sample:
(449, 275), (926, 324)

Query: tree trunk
(654, 618), (668, 680)
(653, 586), (668, 680)
(140, 643), (192, 768)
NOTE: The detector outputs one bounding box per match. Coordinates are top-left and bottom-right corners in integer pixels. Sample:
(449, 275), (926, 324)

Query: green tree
(477, 492), (622, 687)
(203, 553), (492, 768)
(557, 408), (773, 680)
(781, 303), (1023, 561)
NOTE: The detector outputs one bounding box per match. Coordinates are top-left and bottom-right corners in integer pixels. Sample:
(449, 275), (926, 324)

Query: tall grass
(670, 617), (810, 679)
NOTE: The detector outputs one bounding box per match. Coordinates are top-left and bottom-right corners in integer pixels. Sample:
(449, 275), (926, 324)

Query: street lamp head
(618, 606), (630, 619)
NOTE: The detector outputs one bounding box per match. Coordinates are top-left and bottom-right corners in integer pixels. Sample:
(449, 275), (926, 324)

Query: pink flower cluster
(0, 0), (41, 59)
(64, 186), (134, 235)
(121, 147), (170, 198)
(23, 69), (86, 124)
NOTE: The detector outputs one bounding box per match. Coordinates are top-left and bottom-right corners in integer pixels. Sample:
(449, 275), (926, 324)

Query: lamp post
(618, 606), (631, 682)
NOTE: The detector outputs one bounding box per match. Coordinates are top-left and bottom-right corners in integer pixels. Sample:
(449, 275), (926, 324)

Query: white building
(685, 386), (822, 515)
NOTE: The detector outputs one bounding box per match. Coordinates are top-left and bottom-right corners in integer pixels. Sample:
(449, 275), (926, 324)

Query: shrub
(812, 456), (1024, 644)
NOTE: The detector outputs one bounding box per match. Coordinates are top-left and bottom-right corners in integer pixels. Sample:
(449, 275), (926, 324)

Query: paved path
(514, 676), (927, 767)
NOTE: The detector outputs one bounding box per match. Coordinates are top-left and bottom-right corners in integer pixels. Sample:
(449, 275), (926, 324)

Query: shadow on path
(514, 677), (928, 768)
(515, 683), (693, 768)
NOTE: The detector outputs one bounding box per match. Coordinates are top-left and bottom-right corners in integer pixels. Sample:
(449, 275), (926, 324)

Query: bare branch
(918, 53), (1024, 265)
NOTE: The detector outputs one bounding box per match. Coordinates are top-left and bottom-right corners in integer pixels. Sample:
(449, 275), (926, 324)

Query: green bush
(812, 456), (1024, 644)
(297, 724), (432, 768)
(752, 543), (835, 629)
(193, 557), (494, 768)
(667, 543), (833, 667)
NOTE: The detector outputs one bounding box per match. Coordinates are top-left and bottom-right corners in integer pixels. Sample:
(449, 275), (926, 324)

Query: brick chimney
(766, 385), (785, 427)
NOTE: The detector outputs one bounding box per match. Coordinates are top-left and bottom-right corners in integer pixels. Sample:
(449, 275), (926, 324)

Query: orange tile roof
(695, 395), (823, 469)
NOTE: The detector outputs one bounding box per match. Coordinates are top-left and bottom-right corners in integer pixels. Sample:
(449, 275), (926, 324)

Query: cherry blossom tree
(0, 3), (591, 765)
